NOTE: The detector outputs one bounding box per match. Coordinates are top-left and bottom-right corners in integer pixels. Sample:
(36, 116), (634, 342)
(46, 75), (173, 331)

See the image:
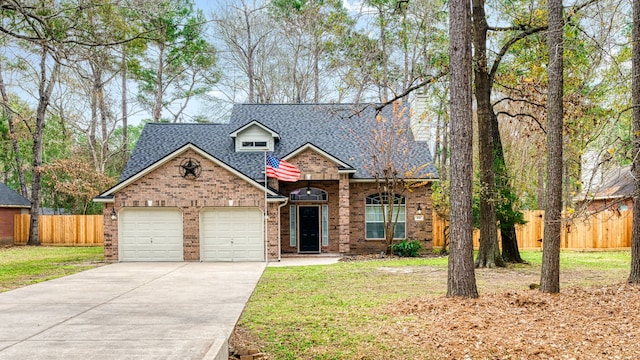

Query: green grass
(237, 250), (632, 359)
(0, 246), (104, 292)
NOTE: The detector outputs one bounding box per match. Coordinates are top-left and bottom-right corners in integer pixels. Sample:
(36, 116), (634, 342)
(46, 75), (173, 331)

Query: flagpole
(264, 151), (269, 265)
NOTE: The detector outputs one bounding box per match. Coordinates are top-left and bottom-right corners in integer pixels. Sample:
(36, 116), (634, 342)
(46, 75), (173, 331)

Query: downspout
(277, 198), (289, 262)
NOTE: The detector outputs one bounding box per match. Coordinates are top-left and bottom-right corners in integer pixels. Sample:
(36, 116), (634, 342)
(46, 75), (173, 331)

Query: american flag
(266, 155), (300, 182)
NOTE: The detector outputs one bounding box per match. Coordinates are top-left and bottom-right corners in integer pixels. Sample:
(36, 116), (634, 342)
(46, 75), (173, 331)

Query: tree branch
(493, 96), (545, 110)
(374, 70), (448, 112)
(495, 111), (547, 133)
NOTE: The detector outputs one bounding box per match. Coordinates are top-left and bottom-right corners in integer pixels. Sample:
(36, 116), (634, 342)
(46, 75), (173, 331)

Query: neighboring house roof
(577, 165), (634, 201)
(118, 103), (439, 184)
(0, 182), (31, 208)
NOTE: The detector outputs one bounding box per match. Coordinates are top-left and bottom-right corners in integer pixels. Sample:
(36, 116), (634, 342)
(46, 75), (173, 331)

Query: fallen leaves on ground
(384, 284), (640, 359)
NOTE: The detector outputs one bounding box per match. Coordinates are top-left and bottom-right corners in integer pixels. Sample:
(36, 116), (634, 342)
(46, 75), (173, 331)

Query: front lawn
(0, 246), (104, 292)
(233, 251), (637, 359)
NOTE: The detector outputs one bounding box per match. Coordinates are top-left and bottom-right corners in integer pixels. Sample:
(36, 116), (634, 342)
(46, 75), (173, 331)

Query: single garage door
(200, 207), (264, 261)
(119, 208), (183, 261)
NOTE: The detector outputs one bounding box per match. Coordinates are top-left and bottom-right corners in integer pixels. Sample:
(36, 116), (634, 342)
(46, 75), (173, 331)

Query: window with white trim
(241, 141), (268, 148)
(289, 205), (296, 247)
(365, 193), (406, 239)
(322, 205), (329, 246)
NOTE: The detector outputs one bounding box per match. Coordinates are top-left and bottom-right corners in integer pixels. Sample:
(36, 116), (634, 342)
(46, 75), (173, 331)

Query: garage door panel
(201, 208), (264, 262)
(120, 209), (183, 262)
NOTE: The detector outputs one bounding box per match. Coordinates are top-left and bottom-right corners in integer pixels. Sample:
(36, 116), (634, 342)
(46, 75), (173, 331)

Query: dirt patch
(384, 284), (640, 359)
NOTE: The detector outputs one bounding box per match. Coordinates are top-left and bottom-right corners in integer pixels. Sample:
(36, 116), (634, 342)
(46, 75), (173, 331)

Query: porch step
(279, 253), (342, 258)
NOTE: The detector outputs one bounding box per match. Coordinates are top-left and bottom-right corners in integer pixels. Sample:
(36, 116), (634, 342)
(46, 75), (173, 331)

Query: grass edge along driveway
(0, 245), (105, 292)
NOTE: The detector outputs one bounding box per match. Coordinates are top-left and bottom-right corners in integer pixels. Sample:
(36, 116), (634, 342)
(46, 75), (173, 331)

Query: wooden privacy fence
(432, 210), (633, 250)
(14, 214), (104, 246)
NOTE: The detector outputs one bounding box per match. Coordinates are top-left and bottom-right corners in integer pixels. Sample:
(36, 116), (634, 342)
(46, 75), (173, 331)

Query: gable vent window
(242, 141), (268, 147)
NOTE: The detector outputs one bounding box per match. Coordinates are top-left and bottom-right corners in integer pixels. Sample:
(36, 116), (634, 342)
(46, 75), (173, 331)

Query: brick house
(0, 182), (31, 245)
(94, 103), (438, 262)
(575, 165), (634, 213)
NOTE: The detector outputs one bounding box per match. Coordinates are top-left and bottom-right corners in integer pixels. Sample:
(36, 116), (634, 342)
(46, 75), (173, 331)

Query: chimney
(410, 94), (437, 154)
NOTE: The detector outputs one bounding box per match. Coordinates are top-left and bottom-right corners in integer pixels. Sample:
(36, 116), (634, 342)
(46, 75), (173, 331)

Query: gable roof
(117, 103), (439, 185)
(98, 143), (282, 200)
(229, 120), (280, 139)
(0, 182), (31, 208)
(284, 142), (355, 170)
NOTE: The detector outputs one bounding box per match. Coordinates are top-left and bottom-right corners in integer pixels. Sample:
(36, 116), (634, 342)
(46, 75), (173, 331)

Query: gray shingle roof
(579, 165), (634, 200)
(119, 103), (439, 184)
(0, 182), (31, 207)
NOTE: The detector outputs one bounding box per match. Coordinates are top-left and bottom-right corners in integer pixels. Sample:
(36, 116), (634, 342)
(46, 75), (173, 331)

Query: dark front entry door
(299, 206), (320, 253)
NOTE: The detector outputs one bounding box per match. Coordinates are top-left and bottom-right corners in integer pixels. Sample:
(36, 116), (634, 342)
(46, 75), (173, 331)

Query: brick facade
(0, 208), (25, 245)
(102, 149), (278, 261)
(348, 182), (433, 254)
(102, 147), (434, 261)
(277, 148), (433, 255)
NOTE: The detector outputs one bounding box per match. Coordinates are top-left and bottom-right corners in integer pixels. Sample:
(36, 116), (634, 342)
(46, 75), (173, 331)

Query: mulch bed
(384, 284), (640, 359)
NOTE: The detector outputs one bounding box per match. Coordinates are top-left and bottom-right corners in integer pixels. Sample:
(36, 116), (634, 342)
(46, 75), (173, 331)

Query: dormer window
(230, 120), (279, 152)
(242, 141), (268, 148)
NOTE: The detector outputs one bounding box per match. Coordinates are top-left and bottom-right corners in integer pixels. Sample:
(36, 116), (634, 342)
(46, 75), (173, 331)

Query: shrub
(390, 240), (423, 257)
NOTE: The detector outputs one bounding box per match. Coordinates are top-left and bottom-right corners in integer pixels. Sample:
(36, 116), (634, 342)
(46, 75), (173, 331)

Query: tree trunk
(501, 225), (524, 263)
(629, 0), (640, 284)
(28, 50), (59, 246)
(152, 43), (164, 122)
(0, 62), (28, 197)
(473, 0), (503, 269)
(313, 45), (320, 103)
(537, 158), (545, 210)
(245, 8), (255, 104)
(440, 106), (449, 182)
(122, 46), (129, 163)
(491, 111), (525, 263)
(540, 0), (564, 293)
(447, 0), (478, 298)
(89, 64), (99, 169)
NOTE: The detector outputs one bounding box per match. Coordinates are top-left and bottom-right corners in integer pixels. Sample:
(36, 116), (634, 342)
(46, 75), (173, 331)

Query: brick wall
(103, 149), (276, 261)
(0, 208), (22, 245)
(277, 179), (434, 255)
(287, 148), (340, 180)
(348, 182), (433, 254)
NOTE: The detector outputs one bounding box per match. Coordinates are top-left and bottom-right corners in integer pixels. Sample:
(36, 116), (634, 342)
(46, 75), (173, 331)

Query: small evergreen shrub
(390, 240), (423, 257)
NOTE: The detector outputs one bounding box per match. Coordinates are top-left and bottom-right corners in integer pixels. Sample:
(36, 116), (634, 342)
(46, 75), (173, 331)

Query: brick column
(339, 173), (350, 253)
(267, 202), (279, 260)
(103, 204), (118, 261)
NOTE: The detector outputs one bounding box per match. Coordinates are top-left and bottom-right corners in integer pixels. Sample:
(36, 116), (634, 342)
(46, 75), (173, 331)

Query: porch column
(339, 173), (350, 253)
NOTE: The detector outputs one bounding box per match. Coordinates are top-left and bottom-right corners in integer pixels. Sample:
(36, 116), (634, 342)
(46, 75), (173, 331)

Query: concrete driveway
(0, 262), (265, 360)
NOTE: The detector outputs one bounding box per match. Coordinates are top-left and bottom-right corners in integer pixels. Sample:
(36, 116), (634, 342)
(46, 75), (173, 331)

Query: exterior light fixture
(306, 186), (312, 196)
(110, 208), (117, 221)
(414, 203), (424, 222)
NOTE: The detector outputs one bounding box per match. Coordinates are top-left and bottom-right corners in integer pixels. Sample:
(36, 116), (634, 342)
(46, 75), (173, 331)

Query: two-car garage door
(119, 207), (264, 262)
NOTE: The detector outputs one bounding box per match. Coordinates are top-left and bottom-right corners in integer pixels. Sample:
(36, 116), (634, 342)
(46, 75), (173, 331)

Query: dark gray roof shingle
(0, 182), (31, 207)
(119, 103), (439, 183)
(581, 165), (634, 200)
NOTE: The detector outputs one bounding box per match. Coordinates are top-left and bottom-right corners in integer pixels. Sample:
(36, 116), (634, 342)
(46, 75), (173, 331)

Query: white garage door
(200, 207), (264, 262)
(119, 208), (183, 261)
